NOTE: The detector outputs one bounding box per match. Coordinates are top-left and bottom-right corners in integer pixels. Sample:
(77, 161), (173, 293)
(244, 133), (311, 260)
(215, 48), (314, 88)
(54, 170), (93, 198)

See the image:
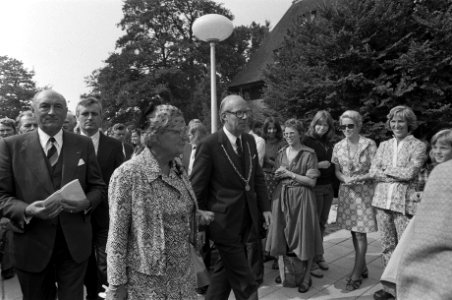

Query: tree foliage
(264, 0), (452, 142)
(0, 55), (38, 119)
(87, 0), (269, 129)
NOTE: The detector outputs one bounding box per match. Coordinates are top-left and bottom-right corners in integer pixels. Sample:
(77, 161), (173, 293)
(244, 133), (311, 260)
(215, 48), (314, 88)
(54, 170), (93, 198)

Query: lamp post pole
(210, 41), (218, 132)
(192, 14), (233, 133)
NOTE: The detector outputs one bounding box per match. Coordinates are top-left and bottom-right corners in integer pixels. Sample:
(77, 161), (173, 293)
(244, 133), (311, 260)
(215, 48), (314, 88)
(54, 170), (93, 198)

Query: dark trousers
(313, 184), (334, 237)
(84, 227), (108, 299)
(246, 239), (264, 285)
(206, 239), (258, 300)
(16, 225), (88, 300)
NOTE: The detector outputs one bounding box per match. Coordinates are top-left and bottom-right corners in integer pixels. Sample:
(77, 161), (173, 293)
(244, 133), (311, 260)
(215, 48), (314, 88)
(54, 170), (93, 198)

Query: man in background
(0, 89), (105, 300)
(111, 123), (133, 160)
(63, 111), (77, 132)
(16, 111), (38, 134)
(76, 97), (124, 300)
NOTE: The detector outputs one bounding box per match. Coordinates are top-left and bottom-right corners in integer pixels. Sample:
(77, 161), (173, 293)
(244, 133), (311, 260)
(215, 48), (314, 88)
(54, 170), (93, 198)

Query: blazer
(92, 132), (125, 230)
(107, 147), (198, 285)
(397, 160), (452, 299)
(370, 135), (427, 214)
(190, 129), (270, 242)
(0, 130), (106, 272)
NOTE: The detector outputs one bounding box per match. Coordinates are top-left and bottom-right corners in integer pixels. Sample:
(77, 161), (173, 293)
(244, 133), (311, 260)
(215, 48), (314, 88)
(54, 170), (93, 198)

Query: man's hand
(197, 209), (214, 225)
(262, 211), (272, 230)
(25, 199), (63, 220)
(318, 160), (331, 169)
(61, 198), (91, 213)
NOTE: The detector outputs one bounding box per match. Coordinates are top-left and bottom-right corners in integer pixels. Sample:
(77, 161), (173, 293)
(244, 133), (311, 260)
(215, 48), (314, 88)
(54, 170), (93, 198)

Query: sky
(0, 0), (292, 112)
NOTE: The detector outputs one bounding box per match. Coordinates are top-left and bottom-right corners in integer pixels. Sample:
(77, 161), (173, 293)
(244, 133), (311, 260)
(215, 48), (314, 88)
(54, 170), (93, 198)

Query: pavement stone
(1, 204), (385, 300)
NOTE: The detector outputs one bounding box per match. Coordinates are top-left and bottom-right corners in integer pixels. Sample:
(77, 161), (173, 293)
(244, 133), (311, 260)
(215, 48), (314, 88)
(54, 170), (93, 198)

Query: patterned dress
(332, 136), (377, 233)
(107, 148), (197, 300)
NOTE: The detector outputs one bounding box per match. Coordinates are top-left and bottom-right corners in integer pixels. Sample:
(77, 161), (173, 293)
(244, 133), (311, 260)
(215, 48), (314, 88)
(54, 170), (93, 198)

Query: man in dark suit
(76, 97), (125, 300)
(190, 95), (271, 300)
(0, 90), (105, 300)
(111, 123), (134, 160)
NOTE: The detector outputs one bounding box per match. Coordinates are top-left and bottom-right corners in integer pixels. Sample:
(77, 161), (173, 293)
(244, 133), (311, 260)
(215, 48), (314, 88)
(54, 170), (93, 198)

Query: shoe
(272, 259), (279, 270)
(317, 260), (329, 270)
(195, 285), (208, 295)
(373, 289), (395, 300)
(310, 267), (323, 278)
(345, 277), (362, 291)
(362, 267), (369, 279)
(263, 254), (275, 262)
(346, 267), (368, 282)
(275, 275), (282, 284)
(1, 268), (15, 280)
(298, 278), (312, 293)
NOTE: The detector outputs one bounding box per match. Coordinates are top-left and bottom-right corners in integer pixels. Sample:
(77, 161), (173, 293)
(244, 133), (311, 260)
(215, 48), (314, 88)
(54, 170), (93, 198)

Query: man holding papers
(0, 89), (105, 300)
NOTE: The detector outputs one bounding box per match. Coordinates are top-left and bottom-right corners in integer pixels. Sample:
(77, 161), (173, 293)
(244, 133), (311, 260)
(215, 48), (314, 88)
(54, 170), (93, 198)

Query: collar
(38, 127), (63, 153)
(80, 130), (100, 142)
(223, 126), (242, 145)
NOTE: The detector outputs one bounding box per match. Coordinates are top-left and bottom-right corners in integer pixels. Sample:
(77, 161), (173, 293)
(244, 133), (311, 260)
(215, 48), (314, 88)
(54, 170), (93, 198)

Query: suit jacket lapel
(61, 132), (81, 186)
(21, 131), (54, 194)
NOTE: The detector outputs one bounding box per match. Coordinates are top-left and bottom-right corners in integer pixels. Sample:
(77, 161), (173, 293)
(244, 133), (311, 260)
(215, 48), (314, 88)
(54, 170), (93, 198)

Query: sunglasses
(339, 124), (355, 130)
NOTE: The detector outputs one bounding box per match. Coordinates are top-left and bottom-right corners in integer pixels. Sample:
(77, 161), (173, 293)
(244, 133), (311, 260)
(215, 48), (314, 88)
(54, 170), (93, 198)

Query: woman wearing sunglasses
(331, 110), (378, 291)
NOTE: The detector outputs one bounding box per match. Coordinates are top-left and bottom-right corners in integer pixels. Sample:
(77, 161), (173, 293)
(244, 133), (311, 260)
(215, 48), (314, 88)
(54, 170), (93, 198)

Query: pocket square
(252, 154), (257, 159)
(77, 158), (85, 166)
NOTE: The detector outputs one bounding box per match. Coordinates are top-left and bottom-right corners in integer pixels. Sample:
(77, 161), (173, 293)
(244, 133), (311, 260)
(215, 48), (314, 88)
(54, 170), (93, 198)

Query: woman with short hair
(332, 110), (378, 291)
(370, 105), (427, 300)
(267, 118), (322, 293)
(106, 104), (213, 300)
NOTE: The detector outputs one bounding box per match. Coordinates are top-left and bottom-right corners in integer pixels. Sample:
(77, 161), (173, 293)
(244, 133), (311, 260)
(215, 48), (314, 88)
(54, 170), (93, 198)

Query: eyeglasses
(225, 110), (251, 119)
(339, 124), (355, 130)
(284, 132), (297, 137)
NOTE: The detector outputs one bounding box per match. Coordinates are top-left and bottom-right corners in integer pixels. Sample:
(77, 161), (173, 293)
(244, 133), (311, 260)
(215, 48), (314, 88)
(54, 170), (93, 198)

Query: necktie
(236, 137), (243, 156)
(47, 137), (58, 167)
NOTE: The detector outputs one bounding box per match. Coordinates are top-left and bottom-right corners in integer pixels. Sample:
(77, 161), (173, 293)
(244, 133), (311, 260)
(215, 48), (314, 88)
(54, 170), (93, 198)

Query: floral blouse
(332, 136), (377, 178)
(370, 135), (427, 214)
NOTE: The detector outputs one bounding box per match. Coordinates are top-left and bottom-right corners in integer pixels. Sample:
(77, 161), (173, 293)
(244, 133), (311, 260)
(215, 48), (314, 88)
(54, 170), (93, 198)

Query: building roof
(230, 0), (329, 89)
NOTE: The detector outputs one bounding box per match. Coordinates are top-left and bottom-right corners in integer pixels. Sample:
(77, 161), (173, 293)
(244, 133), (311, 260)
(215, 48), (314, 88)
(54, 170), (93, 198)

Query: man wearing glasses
(191, 95), (271, 300)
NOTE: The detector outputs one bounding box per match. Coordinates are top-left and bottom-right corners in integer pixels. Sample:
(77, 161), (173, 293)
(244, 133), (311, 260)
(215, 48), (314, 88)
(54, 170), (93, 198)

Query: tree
(264, 0), (452, 142)
(87, 0), (269, 128)
(0, 55), (38, 119)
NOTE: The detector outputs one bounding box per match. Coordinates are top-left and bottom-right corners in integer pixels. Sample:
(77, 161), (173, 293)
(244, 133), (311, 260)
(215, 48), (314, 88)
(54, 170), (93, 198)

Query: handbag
(190, 243), (210, 288)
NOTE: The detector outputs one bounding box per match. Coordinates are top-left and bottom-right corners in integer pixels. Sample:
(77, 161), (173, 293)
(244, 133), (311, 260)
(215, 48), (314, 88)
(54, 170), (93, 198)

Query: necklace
(221, 141), (253, 191)
(346, 137), (361, 172)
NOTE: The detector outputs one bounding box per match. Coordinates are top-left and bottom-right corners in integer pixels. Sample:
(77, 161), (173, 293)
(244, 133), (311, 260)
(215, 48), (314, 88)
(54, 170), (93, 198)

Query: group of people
(1, 89), (452, 300)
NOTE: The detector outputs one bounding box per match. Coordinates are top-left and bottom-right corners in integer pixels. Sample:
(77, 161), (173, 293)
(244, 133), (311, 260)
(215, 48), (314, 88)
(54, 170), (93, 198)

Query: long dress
(267, 146), (323, 261)
(332, 136), (377, 233)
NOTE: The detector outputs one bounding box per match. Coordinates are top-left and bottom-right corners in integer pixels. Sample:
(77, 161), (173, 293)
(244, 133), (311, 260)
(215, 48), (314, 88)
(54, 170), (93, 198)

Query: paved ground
(1, 205), (385, 300)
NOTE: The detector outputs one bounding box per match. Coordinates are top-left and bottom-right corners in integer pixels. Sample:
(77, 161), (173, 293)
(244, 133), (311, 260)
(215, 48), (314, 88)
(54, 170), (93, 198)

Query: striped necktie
(47, 137), (58, 167)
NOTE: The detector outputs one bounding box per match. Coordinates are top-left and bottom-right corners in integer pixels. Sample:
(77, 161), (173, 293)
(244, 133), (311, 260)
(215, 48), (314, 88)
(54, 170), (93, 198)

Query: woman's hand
(197, 209), (214, 225)
(105, 284), (127, 300)
(274, 166), (293, 179)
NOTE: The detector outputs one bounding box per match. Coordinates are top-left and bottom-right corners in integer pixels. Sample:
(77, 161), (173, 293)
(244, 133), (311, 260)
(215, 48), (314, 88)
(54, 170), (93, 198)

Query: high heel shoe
(361, 267), (368, 279)
(298, 278), (312, 293)
(345, 267), (368, 282)
(345, 277), (362, 291)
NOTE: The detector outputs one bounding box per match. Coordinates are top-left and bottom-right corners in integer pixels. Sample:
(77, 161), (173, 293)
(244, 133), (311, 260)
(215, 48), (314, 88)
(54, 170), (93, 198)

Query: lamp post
(192, 14), (233, 133)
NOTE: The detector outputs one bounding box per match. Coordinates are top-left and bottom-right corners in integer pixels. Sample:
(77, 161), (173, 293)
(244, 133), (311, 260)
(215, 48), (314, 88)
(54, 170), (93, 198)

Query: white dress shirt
(38, 127), (63, 156)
